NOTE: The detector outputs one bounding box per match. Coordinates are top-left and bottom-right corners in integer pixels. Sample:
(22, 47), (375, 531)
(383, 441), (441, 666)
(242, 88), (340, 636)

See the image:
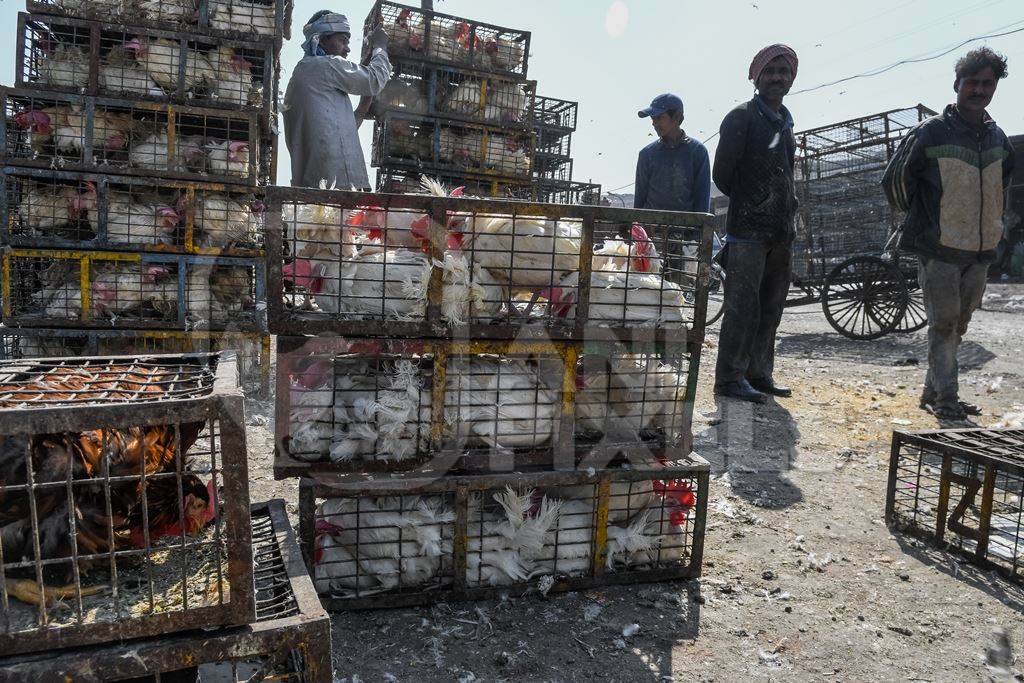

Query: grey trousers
(918, 257), (989, 407)
(714, 241), (792, 386)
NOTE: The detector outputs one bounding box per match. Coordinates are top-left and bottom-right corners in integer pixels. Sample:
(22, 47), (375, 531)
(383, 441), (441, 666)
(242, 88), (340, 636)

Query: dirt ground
(245, 282), (1024, 683)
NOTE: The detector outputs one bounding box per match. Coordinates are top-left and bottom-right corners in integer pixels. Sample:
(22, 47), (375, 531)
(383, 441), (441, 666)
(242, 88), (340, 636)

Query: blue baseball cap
(638, 93), (684, 118)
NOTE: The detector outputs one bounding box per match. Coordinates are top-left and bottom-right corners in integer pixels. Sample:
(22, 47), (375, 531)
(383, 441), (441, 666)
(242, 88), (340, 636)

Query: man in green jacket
(882, 48), (1015, 420)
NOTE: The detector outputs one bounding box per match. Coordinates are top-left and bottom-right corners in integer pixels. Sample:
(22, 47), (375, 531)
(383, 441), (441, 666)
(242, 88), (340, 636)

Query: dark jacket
(712, 97), (798, 243)
(882, 104), (1016, 265)
(634, 135), (712, 213)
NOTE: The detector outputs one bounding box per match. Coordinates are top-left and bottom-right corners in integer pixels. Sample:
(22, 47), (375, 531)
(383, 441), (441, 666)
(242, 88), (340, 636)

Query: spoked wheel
(894, 279), (928, 333)
(705, 263), (725, 326)
(822, 256), (908, 340)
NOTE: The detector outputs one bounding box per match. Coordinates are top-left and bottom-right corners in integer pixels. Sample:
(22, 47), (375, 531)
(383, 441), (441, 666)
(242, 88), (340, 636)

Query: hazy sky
(1, 0), (1021, 194)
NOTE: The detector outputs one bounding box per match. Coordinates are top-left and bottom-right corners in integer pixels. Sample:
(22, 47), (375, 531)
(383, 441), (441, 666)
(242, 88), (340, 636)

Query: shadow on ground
(776, 332), (997, 370)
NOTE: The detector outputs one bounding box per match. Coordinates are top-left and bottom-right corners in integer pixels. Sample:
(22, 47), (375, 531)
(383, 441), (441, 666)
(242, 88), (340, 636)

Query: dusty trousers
(714, 241), (792, 387)
(918, 257), (989, 408)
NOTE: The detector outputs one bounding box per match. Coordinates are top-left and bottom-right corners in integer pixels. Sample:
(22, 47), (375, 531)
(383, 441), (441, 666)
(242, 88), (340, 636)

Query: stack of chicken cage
(530, 94), (601, 205)
(0, 352), (293, 669)
(266, 183), (714, 608)
(0, 0), (296, 399)
(365, 0), (539, 200)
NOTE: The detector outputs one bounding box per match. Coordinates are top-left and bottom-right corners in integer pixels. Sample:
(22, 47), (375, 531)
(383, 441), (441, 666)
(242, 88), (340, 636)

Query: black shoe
(747, 377), (792, 398)
(715, 379), (768, 403)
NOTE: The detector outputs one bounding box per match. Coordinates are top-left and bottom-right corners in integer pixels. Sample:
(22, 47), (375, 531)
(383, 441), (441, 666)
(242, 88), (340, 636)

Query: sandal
(929, 403), (967, 420)
(957, 401), (982, 416)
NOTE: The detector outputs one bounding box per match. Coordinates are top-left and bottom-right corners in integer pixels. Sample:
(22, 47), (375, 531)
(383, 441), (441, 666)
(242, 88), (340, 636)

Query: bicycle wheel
(822, 256), (908, 340)
(894, 277), (927, 333)
(705, 263), (725, 326)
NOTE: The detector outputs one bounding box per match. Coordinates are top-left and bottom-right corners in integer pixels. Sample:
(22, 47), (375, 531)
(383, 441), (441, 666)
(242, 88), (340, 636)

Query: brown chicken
(0, 364), (212, 606)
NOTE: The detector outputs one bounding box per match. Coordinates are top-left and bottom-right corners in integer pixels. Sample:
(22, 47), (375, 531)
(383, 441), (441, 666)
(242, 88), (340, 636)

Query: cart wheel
(705, 264), (725, 326)
(895, 281), (928, 333)
(822, 256), (908, 340)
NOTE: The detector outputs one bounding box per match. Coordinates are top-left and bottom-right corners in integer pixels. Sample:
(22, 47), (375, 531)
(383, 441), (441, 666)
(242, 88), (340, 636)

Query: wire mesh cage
(0, 351), (253, 656)
(2, 249), (266, 332)
(0, 328), (271, 399)
(793, 105), (936, 282)
(273, 335), (697, 477)
(532, 95), (578, 132)
(533, 156), (573, 183)
(372, 111), (535, 180)
(266, 186), (711, 339)
(16, 13), (275, 117)
(364, 0), (531, 78)
(1, 87), (266, 186)
(1, 169), (266, 255)
(535, 180), (603, 206)
(370, 60), (536, 131)
(24, 0), (292, 43)
(375, 167), (533, 200)
(300, 458), (708, 608)
(0, 500), (332, 681)
(886, 429), (1024, 581)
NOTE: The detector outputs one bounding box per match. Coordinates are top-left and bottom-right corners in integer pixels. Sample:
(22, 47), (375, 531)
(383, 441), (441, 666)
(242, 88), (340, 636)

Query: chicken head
(13, 109), (52, 135)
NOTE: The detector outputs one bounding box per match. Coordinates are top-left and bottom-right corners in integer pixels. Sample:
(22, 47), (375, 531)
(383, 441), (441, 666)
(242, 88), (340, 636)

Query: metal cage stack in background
(0, 0), (293, 400)
(264, 182), (714, 607)
(531, 94), (601, 205)
(793, 105), (935, 284)
(0, 352), (253, 656)
(886, 428), (1024, 582)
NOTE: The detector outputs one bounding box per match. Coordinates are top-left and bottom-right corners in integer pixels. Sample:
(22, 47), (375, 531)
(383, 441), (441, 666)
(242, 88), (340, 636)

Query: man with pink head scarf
(711, 44), (799, 403)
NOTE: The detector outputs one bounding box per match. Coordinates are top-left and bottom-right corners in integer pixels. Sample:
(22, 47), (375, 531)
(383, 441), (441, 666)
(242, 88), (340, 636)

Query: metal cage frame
(1, 167), (266, 256)
(885, 428), (1024, 581)
(15, 12), (278, 123)
(265, 186), (712, 341)
(2, 246), (267, 332)
(0, 499), (330, 682)
(0, 86), (268, 187)
(0, 351), (254, 657)
(273, 334), (700, 478)
(374, 166), (533, 200)
(534, 179), (602, 206)
(298, 458), (710, 610)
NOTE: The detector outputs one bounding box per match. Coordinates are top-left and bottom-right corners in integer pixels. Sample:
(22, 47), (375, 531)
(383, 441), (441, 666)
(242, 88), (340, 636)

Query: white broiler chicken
(427, 19), (472, 63)
(14, 105), (137, 157)
(138, 0), (196, 23)
(206, 46), (260, 107)
(438, 127), (481, 167)
(206, 140), (250, 177)
(383, 8), (426, 52)
(53, 0), (136, 16)
(352, 359), (431, 462)
(33, 281), (83, 319)
(461, 216), (582, 289)
(334, 245), (430, 320)
(574, 354), (685, 437)
(478, 36), (526, 72)
(315, 495), (454, 591)
(36, 42), (90, 89)
(313, 528), (379, 594)
(592, 224), (663, 275)
(484, 80), (528, 123)
(129, 132), (206, 171)
(208, 0), (277, 37)
(124, 37), (214, 92)
(466, 488), (561, 587)
(444, 78), (483, 117)
(484, 134), (530, 176)
(373, 77), (428, 118)
(189, 193), (260, 247)
(185, 263), (253, 328)
(104, 191), (180, 245)
(99, 47), (164, 97)
(16, 181), (95, 236)
(445, 357), (560, 451)
(548, 269), (689, 326)
(91, 264), (179, 319)
(282, 200), (347, 257)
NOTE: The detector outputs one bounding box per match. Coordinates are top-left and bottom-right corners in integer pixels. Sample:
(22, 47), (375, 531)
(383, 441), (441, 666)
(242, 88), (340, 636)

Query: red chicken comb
(449, 186), (466, 197)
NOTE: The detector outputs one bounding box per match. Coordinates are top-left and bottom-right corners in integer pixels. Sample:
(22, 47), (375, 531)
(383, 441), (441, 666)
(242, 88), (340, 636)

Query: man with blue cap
(634, 93), (711, 213)
(283, 10), (391, 189)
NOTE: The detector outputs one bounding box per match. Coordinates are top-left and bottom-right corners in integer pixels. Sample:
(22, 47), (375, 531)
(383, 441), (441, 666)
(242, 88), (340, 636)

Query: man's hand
(368, 25), (389, 51)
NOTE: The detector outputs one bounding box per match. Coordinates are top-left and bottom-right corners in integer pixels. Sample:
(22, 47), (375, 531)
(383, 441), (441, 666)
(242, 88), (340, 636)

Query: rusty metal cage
(363, 0), (531, 78)
(793, 105), (935, 283)
(24, 0), (293, 44)
(0, 87), (267, 186)
(886, 428), (1024, 581)
(299, 458), (709, 609)
(2, 248), (266, 332)
(16, 13), (276, 120)
(369, 59), (536, 131)
(533, 156), (573, 183)
(0, 328), (271, 399)
(0, 499), (331, 681)
(372, 111), (535, 181)
(532, 95), (577, 132)
(273, 334), (698, 477)
(375, 167), (533, 200)
(0, 351), (253, 657)
(535, 179), (603, 206)
(1, 168), (266, 255)
(266, 186), (712, 340)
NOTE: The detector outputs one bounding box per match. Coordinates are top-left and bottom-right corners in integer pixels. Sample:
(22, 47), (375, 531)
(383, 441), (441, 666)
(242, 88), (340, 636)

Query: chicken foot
(5, 578), (105, 608)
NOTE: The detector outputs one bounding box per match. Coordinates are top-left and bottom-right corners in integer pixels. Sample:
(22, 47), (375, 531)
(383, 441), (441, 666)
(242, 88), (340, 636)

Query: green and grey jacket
(882, 105), (1015, 264)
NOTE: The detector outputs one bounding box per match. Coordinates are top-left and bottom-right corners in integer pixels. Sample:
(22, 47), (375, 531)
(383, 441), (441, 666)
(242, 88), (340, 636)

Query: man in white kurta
(283, 11), (392, 189)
